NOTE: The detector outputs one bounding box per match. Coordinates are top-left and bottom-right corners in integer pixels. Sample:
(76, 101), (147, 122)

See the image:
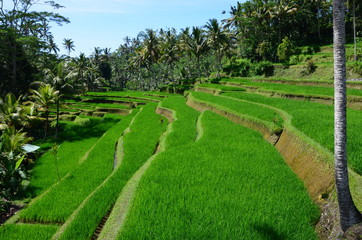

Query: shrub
(301, 60), (317, 75)
(74, 116), (91, 126)
(277, 37), (296, 62)
(351, 62), (362, 75)
(223, 59), (252, 77)
(251, 61), (274, 76)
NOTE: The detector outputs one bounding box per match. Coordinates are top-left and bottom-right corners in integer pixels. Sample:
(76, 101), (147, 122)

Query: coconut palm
(189, 27), (209, 78)
(0, 93), (29, 129)
(63, 38), (75, 56)
(333, 0), (362, 232)
(205, 19), (230, 78)
(159, 29), (180, 82)
(30, 84), (59, 140)
(137, 29), (160, 68)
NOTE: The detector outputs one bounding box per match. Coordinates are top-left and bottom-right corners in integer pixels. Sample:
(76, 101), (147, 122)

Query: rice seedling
(197, 83), (246, 92)
(52, 102), (167, 239)
(26, 115), (123, 197)
(223, 91), (362, 175)
(119, 111), (319, 240)
(160, 96), (200, 149)
(221, 78), (362, 97)
(0, 224), (58, 240)
(18, 112), (136, 223)
(191, 91), (283, 129)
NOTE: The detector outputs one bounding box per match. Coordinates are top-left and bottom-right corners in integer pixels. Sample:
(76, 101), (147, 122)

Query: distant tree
(63, 38), (75, 56)
(205, 19), (230, 78)
(189, 27), (209, 77)
(333, 0), (362, 232)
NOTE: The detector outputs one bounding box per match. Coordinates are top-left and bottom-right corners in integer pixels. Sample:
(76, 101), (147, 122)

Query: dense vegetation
(1, 0), (362, 239)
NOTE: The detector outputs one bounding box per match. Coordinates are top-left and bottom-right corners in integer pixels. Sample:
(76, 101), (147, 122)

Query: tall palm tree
(137, 29), (160, 68)
(333, 0), (362, 232)
(205, 19), (229, 78)
(48, 36), (60, 54)
(30, 84), (59, 140)
(159, 29), (180, 82)
(189, 26), (209, 78)
(63, 38), (75, 56)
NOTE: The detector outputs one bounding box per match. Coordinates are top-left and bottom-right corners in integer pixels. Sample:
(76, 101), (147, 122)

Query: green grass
(221, 78), (362, 98)
(197, 83), (246, 92)
(19, 113), (132, 223)
(119, 111), (319, 240)
(0, 224), (58, 240)
(160, 96), (200, 149)
(69, 101), (131, 109)
(87, 91), (172, 100)
(191, 91), (283, 129)
(51, 102), (167, 239)
(25, 115), (121, 198)
(223, 91), (362, 175)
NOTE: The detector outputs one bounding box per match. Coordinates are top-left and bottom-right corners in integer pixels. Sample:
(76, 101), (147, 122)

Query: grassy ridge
(191, 91), (283, 129)
(0, 224), (58, 240)
(56, 102), (167, 239)
(119, 111), (319, 239)
(26, 115), (121, 198)
(223, 91), (362, 175)
(160, 96), (200, 149)
(197, 83), (246, 92)
(87, 91), (172, 100)
(221, 78), (362, 97)
(19, 114), (131, 223)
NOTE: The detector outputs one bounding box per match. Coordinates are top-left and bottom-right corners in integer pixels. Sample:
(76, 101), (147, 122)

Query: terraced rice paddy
(2, 84), (362, 239)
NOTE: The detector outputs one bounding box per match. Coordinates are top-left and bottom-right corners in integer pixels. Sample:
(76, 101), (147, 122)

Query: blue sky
(33, 0), (239, 56)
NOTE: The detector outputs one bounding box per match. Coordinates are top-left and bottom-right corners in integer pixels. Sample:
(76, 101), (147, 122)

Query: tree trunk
(55, 98), (59, 139)
(333, 0), (362, 232)
(11, 43), (17, 93)
(353, 0), (357, 61)
(44, 110), (49, 141)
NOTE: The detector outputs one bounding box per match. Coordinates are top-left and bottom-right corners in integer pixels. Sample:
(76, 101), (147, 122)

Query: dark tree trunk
(333, 0), (362, 232)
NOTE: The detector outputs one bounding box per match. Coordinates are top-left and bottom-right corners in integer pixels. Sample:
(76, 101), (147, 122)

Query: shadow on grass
(252, 223), (287, 240)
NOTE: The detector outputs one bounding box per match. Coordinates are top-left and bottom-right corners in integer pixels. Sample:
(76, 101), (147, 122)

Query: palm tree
(205, 19), (230, 78)
(137, 29), (160, 68)
(333, 0), (362, 232)
(0, 93), (29, 129)
(30, 84), (59, 140)
(159, 29), (180, 83)
(48, 36), (60, 54)
(63, 38), (75, 56)
(189, 26), (209, 78)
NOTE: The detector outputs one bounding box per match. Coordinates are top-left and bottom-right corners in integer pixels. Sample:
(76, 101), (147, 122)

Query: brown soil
(343, 223), (362, 240)
(0, 204), (23, 225)
(156, 107), (174, 122)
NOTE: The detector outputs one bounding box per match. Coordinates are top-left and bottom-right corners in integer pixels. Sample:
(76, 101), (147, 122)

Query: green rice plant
(18, 113), (135, 223)
(221, 78), (362, 98)
(53, 102), (167, 239)
(119, 111), (319, 240)
(197, 83), (246, 92)
(191, 91), (283, 130)
(86, 91), (172, 101)
(223, 91), (362, 175)
(26, 115), (122, 198)
(160, 96), (200, 149)
(0, 224), (58, 240)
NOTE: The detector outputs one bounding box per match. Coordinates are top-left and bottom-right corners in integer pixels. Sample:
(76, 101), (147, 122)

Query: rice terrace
(1, 0), (362, 239)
